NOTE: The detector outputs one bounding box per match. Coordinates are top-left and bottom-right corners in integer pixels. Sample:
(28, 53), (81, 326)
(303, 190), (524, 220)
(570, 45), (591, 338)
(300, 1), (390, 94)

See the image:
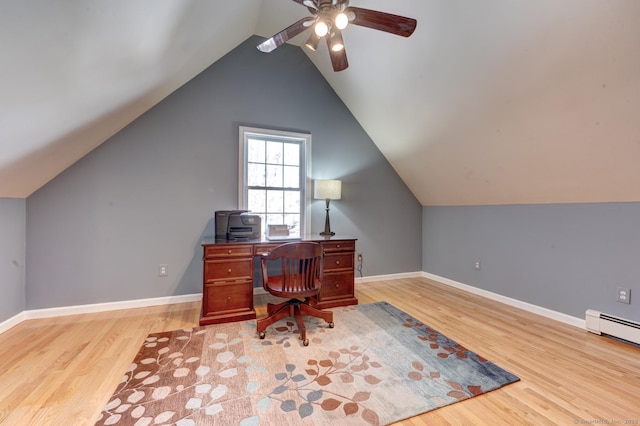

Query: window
(239, 127), (311, 237)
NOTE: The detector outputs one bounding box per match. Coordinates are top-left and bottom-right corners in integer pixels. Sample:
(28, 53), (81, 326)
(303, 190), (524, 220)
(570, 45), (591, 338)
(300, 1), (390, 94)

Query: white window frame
(238, 126), (312, 237)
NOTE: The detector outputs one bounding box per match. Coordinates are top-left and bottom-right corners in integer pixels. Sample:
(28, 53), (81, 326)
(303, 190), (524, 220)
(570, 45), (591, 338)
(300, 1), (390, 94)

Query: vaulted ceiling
(2, 0), (639, 205)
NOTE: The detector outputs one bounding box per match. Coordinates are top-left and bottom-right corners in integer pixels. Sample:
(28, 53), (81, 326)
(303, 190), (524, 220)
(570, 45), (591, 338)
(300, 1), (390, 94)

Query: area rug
(96, 302), (519, 425)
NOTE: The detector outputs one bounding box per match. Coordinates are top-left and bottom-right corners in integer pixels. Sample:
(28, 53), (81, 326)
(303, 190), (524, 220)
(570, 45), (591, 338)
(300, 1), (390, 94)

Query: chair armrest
(260, 256), (270, 291)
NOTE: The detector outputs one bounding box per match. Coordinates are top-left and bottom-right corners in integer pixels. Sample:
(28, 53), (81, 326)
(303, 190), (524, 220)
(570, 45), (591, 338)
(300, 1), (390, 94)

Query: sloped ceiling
(1, 0), (639, 205)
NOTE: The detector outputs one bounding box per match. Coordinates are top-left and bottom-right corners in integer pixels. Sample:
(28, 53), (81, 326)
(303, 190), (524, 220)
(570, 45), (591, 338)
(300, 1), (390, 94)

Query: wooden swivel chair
(256, 242), (334, 346)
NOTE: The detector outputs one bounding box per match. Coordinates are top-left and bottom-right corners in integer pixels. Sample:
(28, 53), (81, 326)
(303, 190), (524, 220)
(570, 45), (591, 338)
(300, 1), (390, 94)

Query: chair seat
(264, 275), (320, 299)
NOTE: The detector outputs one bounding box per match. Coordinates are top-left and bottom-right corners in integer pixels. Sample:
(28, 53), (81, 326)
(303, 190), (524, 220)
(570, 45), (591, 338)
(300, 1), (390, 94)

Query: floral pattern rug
(96, 302), (519, 425)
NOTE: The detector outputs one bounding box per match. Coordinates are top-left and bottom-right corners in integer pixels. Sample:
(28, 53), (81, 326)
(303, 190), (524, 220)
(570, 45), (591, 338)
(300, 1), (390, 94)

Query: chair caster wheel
(259, 332), (265, 339)
(328, 322), (334, 328)
(303, 339), (309, 346)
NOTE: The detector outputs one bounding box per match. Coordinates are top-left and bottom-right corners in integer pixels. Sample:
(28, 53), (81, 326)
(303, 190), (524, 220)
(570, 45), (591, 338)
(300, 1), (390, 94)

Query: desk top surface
(201, 234), (357, 246)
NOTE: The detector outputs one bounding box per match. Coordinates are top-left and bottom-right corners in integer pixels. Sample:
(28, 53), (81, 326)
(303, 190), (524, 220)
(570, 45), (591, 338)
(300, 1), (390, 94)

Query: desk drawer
(320, 271), (354, 300)
(203, 282), (253, 317)
(324, 253), (354, 271)
(204, 245), (253, 259)
(204, 259), (253, 282)
(321, 240), (355, 253)
(254, 243), (283, 256)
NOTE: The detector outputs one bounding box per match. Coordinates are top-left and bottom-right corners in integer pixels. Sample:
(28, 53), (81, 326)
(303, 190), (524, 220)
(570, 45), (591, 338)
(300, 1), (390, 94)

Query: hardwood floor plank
(1, 278), (639, 425)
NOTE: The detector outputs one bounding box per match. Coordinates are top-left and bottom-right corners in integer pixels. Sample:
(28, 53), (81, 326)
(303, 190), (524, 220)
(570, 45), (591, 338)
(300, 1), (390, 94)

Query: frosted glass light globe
(314, 21), (329, 37)
(335, 12), (348, 30)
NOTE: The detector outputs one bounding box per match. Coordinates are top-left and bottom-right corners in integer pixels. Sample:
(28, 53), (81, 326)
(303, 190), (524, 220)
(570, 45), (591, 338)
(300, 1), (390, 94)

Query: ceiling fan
(257, 0), (417, 72)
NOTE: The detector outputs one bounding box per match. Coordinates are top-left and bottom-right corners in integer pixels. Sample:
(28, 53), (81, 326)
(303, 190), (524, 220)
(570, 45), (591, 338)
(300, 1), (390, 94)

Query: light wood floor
(1, 277), (639, 425)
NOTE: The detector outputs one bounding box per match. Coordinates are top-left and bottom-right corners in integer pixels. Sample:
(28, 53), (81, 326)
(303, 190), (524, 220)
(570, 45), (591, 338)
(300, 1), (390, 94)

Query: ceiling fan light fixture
(334, 12), (349, 30)
(329, 30), (345, 52)
(314, 20), (329, 37)
(257, 2), (417, 72)
(305, 32), (320, 51)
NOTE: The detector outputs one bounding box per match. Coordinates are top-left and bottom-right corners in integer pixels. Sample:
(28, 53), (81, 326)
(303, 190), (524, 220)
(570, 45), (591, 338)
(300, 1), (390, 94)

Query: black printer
(215, 210), (261, 240)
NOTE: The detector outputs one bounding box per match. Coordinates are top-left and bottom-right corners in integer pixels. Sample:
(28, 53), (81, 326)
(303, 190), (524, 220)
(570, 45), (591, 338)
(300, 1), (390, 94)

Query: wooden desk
(200, 235), (358, 326)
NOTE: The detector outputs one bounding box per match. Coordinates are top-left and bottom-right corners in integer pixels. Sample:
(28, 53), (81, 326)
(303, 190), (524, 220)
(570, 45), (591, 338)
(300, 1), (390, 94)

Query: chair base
(257, 298), (334, 346)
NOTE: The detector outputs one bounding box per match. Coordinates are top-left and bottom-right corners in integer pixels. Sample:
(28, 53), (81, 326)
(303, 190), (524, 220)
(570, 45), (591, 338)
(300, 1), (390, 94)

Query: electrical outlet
(617, 287), (631, 304)
(159, 264), (168, 277)
(474, 261), (481, 271)
(357, 253), (363, 263)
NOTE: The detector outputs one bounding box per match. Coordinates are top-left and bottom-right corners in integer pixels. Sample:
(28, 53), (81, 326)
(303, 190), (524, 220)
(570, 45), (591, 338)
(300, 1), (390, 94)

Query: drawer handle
(335, 260), (340, 265)
(228, 249), (232, 254)
(227, 268), (232, 273)
(337, 244), (341, 248)
(227, 296), (232, 301)
(335, 284), (340, 288)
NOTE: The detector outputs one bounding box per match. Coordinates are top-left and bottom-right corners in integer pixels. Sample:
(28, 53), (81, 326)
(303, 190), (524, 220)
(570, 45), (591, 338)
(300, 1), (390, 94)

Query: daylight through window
(239, 127), (311, 237)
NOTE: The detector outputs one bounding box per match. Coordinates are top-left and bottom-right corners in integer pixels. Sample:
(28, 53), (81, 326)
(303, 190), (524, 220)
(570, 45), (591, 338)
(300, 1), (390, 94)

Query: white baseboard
(355, 271), (424, 283)
(2, 271), (585, 336)
(0, 311), (27, 335)
(253, 287), (268, 295)
(419, 271), (585, 329)
(3, 287), (289, 328)
(0, 294), (203, 336)
(354, 271), (584, 329)
(24, 293), (202, 320)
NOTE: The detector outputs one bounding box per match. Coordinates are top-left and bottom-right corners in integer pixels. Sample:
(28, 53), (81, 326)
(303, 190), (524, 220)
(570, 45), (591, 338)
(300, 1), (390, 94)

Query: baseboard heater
(585, 309), (640, 345)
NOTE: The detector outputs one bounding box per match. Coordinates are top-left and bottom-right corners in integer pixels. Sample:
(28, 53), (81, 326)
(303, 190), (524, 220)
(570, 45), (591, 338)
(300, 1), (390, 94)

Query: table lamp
(314, 179), (342, 236)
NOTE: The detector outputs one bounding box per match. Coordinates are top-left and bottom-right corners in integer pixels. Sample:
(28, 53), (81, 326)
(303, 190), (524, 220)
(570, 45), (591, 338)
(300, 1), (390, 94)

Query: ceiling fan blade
(326, 34), (349, 72)
(257, 17), (315, 53)
(346, 6), (417, 37)
(291, 0), (318, 13)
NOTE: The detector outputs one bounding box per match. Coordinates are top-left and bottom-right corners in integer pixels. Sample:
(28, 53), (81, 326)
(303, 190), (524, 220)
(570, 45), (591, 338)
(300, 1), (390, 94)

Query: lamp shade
(314, 180), (342, 200)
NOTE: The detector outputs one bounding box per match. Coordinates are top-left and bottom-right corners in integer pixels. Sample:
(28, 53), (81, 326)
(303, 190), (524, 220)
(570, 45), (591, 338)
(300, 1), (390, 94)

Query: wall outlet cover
(616, 287), (631, 304)
(159, 264), (168, 277)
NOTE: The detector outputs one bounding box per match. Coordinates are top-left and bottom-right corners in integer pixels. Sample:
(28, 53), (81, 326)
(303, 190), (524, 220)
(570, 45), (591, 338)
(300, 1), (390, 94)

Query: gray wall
(0, 198), (25, 322)
(25, 36), (422, 310)
(423, 203), (640, 322)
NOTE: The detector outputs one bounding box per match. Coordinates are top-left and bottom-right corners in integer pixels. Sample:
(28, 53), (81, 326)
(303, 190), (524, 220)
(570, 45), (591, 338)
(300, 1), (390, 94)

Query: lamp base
(320, 200), (335, 237)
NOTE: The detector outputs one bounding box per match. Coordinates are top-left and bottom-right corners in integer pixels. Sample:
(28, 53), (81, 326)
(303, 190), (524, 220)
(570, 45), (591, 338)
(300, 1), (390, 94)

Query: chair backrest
(261, 242), (323, 295)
